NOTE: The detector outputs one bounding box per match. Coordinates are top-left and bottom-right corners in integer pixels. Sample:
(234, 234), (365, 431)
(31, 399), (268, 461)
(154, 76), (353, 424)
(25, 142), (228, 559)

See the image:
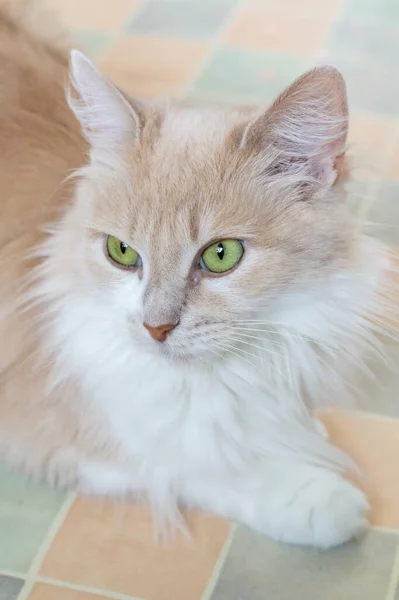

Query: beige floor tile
(225, 9), (330, 55)
(49, 0), (140, 32)
(28, 584), (108, 600)
(318, 409), (399, 528)
(244, 0), (341, 20)
(40, 498), (230, 600)
(348, 114), (396, 180)
(99, 36), (207, 98)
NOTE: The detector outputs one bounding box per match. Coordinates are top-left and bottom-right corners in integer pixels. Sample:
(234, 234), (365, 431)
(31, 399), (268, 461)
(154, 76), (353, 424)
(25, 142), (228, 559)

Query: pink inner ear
(332, 152), (346, 185)
(310, 149), (346, 187)
(68, 50), (140, 150)
(241, 66), (349, 188)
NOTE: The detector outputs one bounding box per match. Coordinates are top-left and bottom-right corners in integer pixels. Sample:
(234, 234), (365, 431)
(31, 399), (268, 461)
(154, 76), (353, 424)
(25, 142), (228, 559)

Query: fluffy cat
(0, 1), (397, 549)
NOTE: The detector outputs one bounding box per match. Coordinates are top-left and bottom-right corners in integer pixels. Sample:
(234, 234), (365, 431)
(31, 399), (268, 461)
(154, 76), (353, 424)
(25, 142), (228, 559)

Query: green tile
(324, 20), (399, 115)
(344, 65), (399, 116)
(346, 0), (399, 22)
(72, 31), (111, 59)
(128, 0), (237, 39)
(0, 464), (65, 573)
(327, 20), (399, 71)
(211, 527), (398, 600)
(0, 576), (24, 600)
(189, 47), (305, 105)
(324, 0), (399, 112)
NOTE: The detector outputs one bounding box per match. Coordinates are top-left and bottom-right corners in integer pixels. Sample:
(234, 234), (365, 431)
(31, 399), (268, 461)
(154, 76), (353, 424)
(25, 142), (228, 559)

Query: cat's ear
(240, 66), (348, 188)
(68, 50), (141, 156)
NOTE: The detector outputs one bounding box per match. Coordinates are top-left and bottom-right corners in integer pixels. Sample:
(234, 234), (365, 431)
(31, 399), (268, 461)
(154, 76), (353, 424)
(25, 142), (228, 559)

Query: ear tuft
(241, 66), (348, 188)
(68, 50), (140, 154)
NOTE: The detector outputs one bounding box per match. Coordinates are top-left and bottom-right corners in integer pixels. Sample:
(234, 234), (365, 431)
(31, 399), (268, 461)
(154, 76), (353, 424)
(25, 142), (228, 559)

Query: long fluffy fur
(0, 2), (397, 549)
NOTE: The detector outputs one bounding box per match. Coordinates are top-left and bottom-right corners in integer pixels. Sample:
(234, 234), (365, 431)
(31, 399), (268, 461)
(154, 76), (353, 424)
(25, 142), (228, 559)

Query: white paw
(266, 471), (369, 549)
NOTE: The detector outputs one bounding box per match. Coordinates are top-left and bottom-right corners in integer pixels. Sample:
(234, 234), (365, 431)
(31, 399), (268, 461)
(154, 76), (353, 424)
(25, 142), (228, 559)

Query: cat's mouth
(151, 338), (212, 364)
(140, 323), (225, 363)
(156, 344), (195, 364)
(165, 338), (203, 358)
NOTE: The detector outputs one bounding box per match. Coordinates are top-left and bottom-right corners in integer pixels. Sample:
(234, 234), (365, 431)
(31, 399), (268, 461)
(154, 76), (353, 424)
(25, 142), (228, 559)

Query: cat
(0, 0), (397, 549)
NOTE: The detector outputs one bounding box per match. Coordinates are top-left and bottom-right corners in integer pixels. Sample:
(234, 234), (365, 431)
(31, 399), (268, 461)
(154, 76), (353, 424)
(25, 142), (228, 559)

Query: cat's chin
(149, 342), (212, 364)
(132, 332), (203, 363)
(161, 350), (192, 364)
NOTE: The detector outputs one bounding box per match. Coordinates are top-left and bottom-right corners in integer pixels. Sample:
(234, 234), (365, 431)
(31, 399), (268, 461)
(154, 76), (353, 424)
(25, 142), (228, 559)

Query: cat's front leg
(182, 460), (369, 549)
(40, 447), (139, 497)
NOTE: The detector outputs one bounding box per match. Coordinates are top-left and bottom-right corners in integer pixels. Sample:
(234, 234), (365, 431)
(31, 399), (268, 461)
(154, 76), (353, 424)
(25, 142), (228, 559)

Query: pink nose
(143, 322), (177, 343)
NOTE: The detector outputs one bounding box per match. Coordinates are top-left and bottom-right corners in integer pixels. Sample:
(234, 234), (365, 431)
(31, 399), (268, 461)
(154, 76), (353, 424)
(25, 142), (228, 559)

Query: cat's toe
(304, 476), (369, 548)
(267, 472), (369, 549)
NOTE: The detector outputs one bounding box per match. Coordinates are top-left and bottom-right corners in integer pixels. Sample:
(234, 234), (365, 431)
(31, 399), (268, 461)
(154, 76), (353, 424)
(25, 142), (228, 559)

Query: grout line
(200, 523), (237, 600)
(35, 576), (145, 600)
(349, 409), (399, 424)
(0, 569), (26, 580)
(16, 493), (76, 600)
(385, 541), (399, 600)
(373, 525), (399, 536)
(319, 407), (399, 424)
(180, 0), (247, 98)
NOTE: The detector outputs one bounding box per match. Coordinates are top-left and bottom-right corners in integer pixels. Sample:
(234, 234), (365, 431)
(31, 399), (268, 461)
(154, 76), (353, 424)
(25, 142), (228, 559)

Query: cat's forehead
(124, 104), (261, 239)
(155, 104), (256, 159)
(89, 102), (287, 250)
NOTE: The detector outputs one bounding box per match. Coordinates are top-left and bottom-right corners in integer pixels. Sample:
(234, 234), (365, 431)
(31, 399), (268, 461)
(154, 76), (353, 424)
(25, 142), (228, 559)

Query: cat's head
(51, 50), (373, 365)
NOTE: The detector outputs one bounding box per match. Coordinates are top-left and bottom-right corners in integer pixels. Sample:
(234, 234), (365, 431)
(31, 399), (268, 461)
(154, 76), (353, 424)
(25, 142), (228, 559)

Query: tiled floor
(2, 0), (399, 598)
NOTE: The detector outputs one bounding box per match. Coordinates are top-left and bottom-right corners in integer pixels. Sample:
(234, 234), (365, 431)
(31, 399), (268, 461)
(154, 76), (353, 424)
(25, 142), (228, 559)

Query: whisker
(231, 326), (337, 353)
(236, 317), (392, 346)
(230, 330), (285, 348)
(231, 329), (377, 388)
(228, 335), (284, 359)
(221, 342), (266, 364)
(225, 338), (292, 385)
(236, 322), (387, 362)
(207, 346), (225, 362)
(213, 342), (258, 369)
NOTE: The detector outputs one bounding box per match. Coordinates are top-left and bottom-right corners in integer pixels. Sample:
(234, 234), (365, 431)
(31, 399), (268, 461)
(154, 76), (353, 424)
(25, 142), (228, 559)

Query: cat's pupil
(216, 243), (225, 260)
(120, 242), (127, 255)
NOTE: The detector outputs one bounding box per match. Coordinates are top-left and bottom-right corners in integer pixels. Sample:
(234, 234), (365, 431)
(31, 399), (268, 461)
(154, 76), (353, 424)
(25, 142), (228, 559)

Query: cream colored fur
(0, 2), (397, 548)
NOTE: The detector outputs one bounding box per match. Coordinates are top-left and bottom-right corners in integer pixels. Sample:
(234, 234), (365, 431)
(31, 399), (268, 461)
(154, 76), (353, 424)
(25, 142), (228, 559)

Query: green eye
(106, 235), (141, 268)
(201, 239), (244, 274)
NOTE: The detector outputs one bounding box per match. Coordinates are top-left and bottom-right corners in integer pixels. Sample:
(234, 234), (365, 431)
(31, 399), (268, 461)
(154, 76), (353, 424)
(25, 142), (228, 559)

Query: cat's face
(60, 52), (353, 362)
